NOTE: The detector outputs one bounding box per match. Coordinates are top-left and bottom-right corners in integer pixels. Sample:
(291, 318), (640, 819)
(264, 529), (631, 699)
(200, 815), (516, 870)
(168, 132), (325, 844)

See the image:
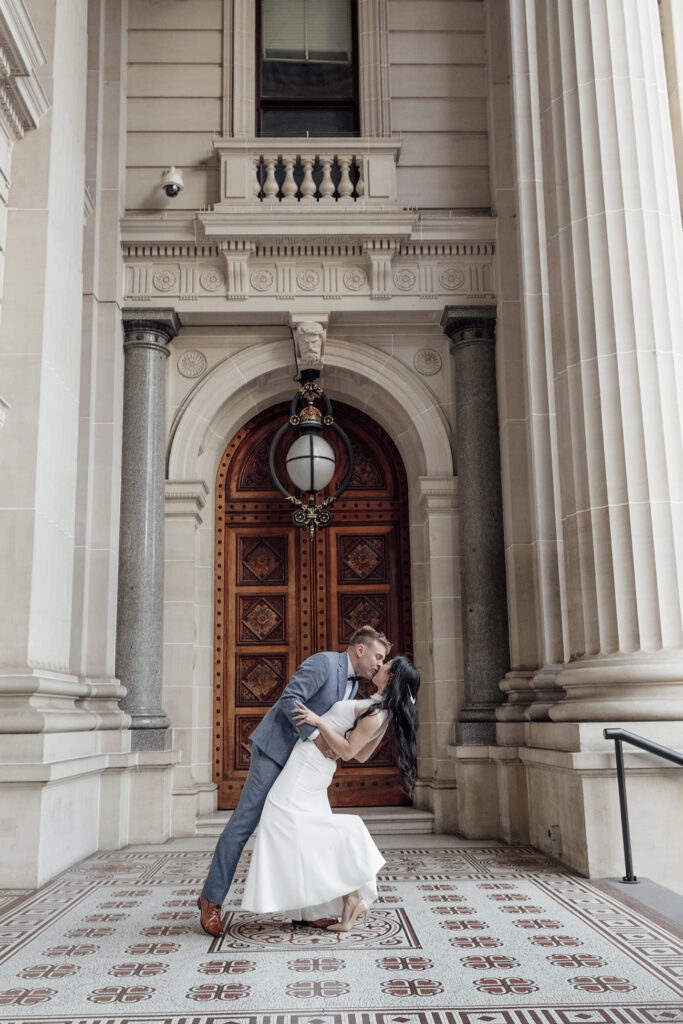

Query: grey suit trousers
(202, 745), (282, 905)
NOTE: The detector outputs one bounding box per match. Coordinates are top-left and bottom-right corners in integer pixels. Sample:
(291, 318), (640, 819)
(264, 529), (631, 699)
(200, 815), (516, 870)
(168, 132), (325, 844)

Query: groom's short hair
(348, 625), (391, 655)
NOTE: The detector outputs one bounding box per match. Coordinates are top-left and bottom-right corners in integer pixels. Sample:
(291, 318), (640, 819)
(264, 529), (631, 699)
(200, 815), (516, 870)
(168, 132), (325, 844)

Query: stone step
(195, 805), (435, 837)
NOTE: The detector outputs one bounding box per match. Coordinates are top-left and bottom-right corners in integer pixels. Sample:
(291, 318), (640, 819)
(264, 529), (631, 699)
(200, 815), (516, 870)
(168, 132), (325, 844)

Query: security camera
(161, 166), (184, 198)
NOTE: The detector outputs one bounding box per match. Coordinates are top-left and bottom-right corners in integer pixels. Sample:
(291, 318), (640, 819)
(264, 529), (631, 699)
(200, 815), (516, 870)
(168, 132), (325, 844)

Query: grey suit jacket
(249, 651), (357, 767)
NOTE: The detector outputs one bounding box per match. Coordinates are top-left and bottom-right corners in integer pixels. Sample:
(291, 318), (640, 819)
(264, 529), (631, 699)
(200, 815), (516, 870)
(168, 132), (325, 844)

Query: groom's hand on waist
(313, 734), (337, 760)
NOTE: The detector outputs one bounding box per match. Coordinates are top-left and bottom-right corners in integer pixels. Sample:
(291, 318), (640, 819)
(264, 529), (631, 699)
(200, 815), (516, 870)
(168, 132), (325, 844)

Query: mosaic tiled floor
(0, 837), (682, 1024)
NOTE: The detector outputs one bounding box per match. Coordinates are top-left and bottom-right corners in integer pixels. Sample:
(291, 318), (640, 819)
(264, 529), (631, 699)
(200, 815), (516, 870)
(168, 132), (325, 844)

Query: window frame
(223, 0), (390, 140)
(255, 0), (360, 138)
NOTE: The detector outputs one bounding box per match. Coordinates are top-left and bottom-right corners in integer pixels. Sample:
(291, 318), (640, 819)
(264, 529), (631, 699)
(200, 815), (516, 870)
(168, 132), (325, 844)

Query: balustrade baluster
(355, 156), (365, 198)
(262, 156), (279, 202)
(319, 156), (335, 203)
(252, 157), (261, 200)
(281, 156), (297, 202)
(338, 155), (353, 203)
(300, 156), (316, 203)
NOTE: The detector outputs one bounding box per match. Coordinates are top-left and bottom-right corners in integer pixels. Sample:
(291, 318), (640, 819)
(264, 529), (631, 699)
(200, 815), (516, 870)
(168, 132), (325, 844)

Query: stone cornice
(165, 480), (210, 523)
(0, 0), (49, 134)
(121, 211), (496, 250)
(0, 0), (47, 75)
(418, 476), (459, 511)
(12, 68), (49, 129)
(199, 206), (418, 243)
(120, 214), (497, 312)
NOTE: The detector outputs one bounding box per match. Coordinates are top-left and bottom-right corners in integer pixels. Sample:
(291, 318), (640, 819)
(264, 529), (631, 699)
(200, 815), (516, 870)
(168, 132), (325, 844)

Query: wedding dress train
(241, 698), (387, 921)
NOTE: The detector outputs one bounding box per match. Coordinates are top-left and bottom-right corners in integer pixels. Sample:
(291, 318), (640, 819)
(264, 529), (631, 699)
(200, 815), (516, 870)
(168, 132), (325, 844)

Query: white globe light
(285, 433), (336, 492)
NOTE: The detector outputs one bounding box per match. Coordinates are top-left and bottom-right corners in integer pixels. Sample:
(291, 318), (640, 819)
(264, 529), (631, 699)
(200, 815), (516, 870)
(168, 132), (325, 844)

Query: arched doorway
(213, 400), (413, 809)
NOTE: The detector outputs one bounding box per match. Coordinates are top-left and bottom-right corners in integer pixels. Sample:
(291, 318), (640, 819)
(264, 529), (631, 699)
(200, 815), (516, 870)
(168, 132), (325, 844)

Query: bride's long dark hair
(345, 655), (420, 797)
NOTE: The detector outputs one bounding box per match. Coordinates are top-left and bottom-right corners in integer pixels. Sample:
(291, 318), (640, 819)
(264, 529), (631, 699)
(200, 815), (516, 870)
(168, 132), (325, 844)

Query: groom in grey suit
(198, 625), (390, 936)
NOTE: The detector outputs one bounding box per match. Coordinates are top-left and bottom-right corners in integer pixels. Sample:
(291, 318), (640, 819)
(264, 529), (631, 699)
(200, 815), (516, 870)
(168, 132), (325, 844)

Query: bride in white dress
(241, 655), (420, 932)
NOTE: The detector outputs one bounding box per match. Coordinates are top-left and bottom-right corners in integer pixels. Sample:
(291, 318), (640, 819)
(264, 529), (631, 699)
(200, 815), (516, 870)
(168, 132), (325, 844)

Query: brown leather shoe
(291, 916), (338, 929)
(197, 895), (224, 937)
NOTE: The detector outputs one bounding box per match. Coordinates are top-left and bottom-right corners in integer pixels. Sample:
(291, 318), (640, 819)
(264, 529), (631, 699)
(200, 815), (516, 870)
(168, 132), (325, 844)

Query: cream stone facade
(1, 0), (682, 896)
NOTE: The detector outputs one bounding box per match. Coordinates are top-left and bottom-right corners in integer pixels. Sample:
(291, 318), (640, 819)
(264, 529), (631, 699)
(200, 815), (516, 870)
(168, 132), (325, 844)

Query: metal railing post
(612, 737), (637, 883)
(604, 726), (683, 885)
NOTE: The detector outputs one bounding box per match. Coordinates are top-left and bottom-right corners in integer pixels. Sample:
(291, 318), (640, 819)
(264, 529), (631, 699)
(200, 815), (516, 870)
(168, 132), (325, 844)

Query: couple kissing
(198, 626), (420, 936)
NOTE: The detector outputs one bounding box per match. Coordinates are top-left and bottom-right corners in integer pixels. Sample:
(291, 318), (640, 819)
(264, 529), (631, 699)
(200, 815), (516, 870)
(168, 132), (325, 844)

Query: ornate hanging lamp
(269, 322), (354, 537)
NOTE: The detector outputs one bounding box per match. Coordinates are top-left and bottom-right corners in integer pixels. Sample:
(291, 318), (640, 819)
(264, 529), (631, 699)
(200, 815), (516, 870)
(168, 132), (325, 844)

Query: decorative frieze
(121, 215), (496, 309)
(124, 249), (494, 305)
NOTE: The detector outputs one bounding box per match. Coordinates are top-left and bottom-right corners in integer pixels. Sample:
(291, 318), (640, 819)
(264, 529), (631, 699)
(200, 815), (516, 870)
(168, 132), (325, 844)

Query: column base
(496, 671), (535, 721)
(550, 652), (683, 721)
(497, 667), (565, 722)
(0, 669), (128, 733)
(413, 778), (459, 833)
(130, 726), (172, 751)
(457, 701), (499, 744)
(510, 721), (683, 891)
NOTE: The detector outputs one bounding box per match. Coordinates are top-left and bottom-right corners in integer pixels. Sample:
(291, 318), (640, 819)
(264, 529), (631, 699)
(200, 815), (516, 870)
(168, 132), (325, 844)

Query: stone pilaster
(442, 307), (510, 743)
(532, 0), (683, 721)
(117, 309), (180, 750)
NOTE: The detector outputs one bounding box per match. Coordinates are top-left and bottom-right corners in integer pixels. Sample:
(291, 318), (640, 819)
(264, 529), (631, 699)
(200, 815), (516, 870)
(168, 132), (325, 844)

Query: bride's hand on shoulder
(292, 700), (321, 727)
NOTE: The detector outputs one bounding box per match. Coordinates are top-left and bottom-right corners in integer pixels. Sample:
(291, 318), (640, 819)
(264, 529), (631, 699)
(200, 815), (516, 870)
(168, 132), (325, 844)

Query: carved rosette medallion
(414, 348), (442, 376)
(152, 269), (177, 292)
(439, 266), (466, 291)
(177, 350), (208, 379)
(296, 269), (320, 292)
(250, 269), (274, 292)
(200, 269), (225, 291)
(393, 268), (417, 291)
(343, 268), (367, 291)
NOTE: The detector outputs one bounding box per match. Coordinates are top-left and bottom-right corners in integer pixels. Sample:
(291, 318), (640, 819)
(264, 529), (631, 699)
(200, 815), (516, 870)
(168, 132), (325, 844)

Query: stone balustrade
(214, 137), (401, 206)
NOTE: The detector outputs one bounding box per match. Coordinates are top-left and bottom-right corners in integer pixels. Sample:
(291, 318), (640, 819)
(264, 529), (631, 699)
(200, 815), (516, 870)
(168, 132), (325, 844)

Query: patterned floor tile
(0, 840), (681, 1022)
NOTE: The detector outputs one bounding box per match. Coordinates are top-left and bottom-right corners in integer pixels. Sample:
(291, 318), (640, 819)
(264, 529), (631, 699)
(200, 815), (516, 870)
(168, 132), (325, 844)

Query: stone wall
(124, 0), (490, 213)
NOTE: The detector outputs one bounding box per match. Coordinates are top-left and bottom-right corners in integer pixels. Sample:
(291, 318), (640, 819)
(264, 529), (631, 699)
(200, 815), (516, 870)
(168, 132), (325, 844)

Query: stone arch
(164, 335), (459, 833)
(167, 337), (453, 486)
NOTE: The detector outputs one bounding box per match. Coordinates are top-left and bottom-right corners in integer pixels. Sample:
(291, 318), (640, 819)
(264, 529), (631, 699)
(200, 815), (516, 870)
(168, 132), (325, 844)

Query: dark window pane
(262, 59), (354, 99)
(261, 105), (356, 137)
(258, 0), (358, 138)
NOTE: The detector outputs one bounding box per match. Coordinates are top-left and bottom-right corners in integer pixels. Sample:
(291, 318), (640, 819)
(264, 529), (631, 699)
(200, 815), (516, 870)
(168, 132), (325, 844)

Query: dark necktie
(347, 675), (360, 686)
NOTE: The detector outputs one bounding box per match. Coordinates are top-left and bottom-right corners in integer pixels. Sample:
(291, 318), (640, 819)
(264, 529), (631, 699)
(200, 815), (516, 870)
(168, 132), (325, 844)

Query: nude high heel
(327, 899), (368, 932)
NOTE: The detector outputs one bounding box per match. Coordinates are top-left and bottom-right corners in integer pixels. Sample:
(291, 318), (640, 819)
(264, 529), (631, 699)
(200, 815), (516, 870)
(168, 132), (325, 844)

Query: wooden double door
(213, 401), (412, 809)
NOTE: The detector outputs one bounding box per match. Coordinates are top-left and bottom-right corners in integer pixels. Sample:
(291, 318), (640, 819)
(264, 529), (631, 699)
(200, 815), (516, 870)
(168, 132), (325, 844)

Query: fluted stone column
(117, 309), (180, 750)
(442, 307), (510, 743)
(533, 0), (683, 721)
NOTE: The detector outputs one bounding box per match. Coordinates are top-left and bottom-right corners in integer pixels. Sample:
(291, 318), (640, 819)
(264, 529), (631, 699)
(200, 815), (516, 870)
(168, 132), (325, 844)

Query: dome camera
(161, 166), (184, 198)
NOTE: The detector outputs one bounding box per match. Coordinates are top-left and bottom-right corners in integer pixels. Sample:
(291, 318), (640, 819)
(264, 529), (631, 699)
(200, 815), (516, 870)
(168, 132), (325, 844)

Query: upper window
(258, 0), (359, 137)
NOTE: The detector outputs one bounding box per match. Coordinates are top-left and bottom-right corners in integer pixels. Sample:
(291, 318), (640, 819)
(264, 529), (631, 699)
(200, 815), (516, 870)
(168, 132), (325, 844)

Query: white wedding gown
(241, 698), (387, 921)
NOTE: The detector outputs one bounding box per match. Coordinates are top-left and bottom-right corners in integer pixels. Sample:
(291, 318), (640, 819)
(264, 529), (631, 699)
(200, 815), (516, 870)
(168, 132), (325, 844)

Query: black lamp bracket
(268, 376), (355, 537)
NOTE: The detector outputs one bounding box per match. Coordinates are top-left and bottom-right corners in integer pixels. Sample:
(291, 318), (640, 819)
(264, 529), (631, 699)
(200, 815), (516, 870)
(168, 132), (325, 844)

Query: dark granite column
(117, 309), (180, 750)
(441, 306), (509, 744)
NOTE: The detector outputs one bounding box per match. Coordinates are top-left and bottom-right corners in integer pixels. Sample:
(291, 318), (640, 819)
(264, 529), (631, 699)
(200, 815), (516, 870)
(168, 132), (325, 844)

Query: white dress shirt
(308, 654), (356, 742)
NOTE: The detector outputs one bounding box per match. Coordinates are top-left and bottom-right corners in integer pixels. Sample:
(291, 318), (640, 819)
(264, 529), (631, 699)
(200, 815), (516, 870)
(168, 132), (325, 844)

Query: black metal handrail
(603, 727), (683, 883)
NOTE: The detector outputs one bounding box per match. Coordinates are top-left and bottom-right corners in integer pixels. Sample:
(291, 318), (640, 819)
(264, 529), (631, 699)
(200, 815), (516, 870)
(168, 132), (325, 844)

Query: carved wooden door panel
(214, 402), (412, 809)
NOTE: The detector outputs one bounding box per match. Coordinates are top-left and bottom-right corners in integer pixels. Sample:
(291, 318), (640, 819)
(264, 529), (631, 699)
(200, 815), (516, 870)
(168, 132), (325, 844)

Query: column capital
(441, 306), (497, 350)
(122, 307), (181, 343)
